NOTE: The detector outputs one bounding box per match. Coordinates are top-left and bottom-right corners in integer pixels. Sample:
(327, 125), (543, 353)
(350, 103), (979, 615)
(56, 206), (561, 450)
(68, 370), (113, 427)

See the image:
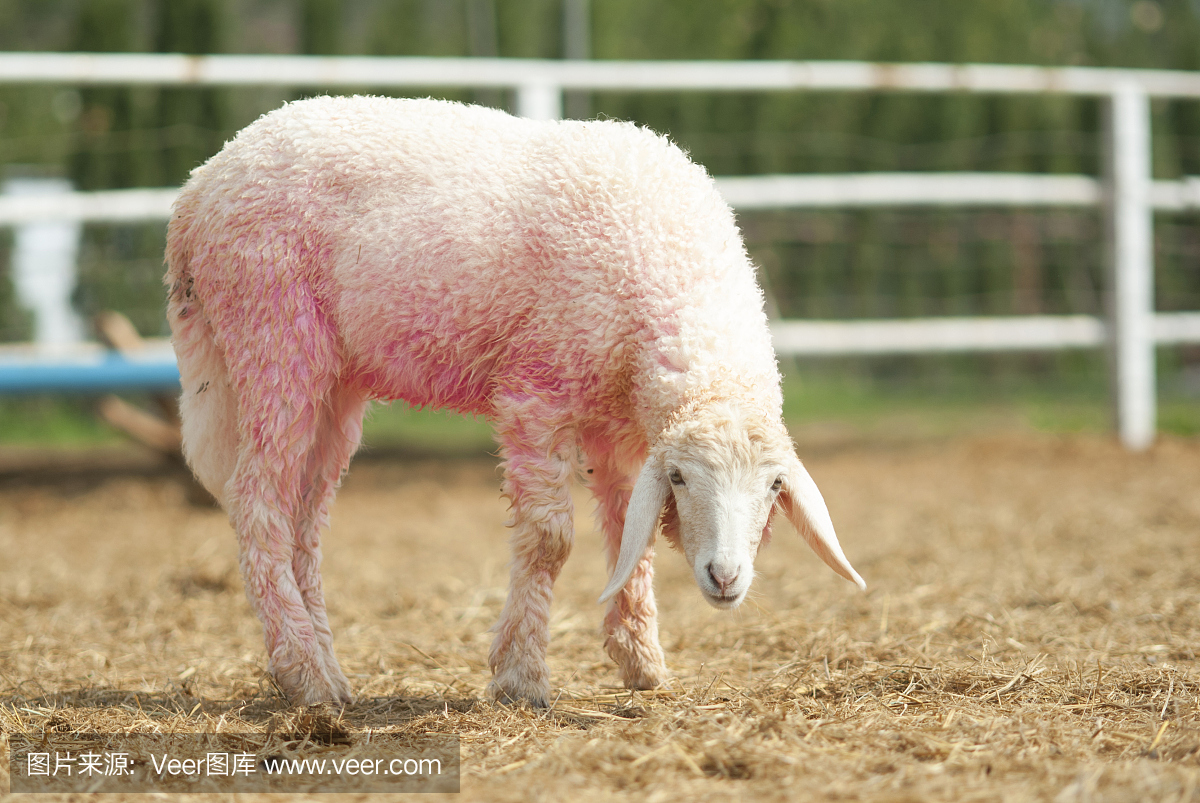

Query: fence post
(3, 177), (84, 350)
(516, 82), (562, 120)
(1106, 80), (1156, 451)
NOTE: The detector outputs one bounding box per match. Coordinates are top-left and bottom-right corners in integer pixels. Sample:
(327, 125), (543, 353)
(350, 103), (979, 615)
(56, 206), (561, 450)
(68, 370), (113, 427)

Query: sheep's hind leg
(592, 458), (669, 690)
(291, 385), (368, 703)
(217, 290), (348, 703)
(228, 435), (348, 705)
(487, 411), (576, 707)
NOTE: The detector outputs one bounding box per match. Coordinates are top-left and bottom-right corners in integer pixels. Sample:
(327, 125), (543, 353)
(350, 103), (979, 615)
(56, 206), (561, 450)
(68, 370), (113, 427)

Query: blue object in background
(0, 350), (181, 394)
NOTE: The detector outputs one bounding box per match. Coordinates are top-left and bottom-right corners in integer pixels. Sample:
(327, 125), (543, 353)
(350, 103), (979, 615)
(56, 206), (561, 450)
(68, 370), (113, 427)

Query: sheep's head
(599, 400), (865, 609)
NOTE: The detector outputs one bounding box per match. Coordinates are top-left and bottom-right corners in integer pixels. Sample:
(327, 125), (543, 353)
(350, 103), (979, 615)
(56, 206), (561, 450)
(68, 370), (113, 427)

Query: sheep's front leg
(592, 461), (669, 690)
(487, 434), (575, 707)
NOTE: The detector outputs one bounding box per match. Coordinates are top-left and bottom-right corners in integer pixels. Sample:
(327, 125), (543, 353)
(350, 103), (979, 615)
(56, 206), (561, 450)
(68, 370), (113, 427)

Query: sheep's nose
(706, 562), (739, 593)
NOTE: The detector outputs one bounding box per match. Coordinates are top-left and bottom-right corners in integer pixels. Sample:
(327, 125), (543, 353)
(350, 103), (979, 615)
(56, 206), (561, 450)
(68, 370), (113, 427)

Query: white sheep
(165, 95), (864, 707)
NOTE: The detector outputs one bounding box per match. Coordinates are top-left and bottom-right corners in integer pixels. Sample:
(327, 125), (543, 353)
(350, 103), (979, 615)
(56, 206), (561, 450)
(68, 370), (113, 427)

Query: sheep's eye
(771, 476), (783, 492)
(668, 468), (685, 486)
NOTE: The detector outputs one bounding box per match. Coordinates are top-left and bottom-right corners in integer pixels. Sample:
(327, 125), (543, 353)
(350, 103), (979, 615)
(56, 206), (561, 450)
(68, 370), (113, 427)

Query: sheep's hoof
(621, 667), (670, 692)
(485, 678), (550, 709)
(271, 665), (354, 707)
(325, 668), (355, 705)
(604, 635), (670, 691)
(283, 682), (353, 707)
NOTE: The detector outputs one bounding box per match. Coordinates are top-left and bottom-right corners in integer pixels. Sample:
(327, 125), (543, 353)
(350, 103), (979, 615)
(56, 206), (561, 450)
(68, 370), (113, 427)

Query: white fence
(3, 54), (1200, 449)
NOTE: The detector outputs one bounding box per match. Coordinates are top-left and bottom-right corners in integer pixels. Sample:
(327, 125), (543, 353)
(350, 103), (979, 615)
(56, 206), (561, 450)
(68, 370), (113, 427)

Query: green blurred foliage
(3, 0), (1200, 189)
(0, 0), (1195, 434)
(72, 222), (170, 335)
(0, 395), (122, 444)
(0, 228), (32, 341)
(69, 0), (231, 190)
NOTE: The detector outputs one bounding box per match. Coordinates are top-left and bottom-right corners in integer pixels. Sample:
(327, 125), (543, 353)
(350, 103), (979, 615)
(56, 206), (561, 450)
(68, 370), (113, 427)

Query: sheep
(164, 95), (865, 708)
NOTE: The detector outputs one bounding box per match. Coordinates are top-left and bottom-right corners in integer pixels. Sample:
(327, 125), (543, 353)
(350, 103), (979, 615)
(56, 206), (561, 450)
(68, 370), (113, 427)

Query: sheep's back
(172, 95), (778, 426)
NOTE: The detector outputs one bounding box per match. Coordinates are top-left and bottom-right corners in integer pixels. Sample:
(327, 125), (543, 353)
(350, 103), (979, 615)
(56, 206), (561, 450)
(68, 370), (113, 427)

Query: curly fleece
(165, 96), (824, 706)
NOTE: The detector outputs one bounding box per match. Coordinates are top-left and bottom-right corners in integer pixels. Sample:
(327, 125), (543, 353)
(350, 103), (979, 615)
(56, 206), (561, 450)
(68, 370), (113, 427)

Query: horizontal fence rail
(6, 173), (1200, 224)
(5, 53), (1200, 97)
(1, 54), (1199, 448)
(721, 174), (1200, 209)
(771, 314), (1200, 356)
(0, 188), (179, 225)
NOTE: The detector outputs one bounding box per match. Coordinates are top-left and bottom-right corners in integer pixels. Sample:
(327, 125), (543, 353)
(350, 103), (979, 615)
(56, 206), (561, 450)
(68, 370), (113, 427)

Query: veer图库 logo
(8, 732), (459, 793)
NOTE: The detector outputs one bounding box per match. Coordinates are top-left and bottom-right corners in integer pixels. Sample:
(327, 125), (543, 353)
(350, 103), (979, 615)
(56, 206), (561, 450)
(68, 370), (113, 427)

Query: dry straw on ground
(1, 431), (1198, 801)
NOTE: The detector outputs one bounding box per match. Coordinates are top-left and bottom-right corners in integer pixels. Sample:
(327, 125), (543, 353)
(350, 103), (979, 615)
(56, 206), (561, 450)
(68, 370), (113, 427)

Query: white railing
(3, 54), (1200, 449)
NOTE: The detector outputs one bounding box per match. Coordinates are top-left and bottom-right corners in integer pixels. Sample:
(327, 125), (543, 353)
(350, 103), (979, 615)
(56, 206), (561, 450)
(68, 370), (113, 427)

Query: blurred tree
(0, 231), (33, 341)
(368, 0), (468, 57)
(69, 0), (141, 190)
(302, 0), (342, 55)
(65, 0), (231, 189)
(151, 0), (230, 186)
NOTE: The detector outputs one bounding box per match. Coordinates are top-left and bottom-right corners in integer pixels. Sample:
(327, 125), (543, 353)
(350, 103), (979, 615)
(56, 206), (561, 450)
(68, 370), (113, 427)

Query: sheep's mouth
(703, 590), (744, 610)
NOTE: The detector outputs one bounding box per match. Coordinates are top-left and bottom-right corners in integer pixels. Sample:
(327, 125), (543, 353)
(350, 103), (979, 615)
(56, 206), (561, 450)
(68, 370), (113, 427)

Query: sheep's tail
(165, 212), (239, 507)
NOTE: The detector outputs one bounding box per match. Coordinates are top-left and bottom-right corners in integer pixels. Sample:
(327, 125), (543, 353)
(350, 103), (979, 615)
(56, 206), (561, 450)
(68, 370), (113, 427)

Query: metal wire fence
(1, 55), (1199, 447)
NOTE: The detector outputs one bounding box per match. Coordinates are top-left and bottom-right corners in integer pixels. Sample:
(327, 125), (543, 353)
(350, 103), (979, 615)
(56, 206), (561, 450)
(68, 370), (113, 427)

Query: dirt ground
(1, 430), (1199, 801)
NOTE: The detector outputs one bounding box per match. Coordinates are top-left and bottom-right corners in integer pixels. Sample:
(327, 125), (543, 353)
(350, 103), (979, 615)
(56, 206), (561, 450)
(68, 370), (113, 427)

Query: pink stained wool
(165, 95), (861, 708)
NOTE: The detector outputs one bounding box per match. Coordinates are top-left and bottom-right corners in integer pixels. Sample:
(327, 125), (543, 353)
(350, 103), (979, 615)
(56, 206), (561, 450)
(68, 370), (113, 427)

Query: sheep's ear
(598, 458), (669, 604)
(779, 453), (866, 590)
